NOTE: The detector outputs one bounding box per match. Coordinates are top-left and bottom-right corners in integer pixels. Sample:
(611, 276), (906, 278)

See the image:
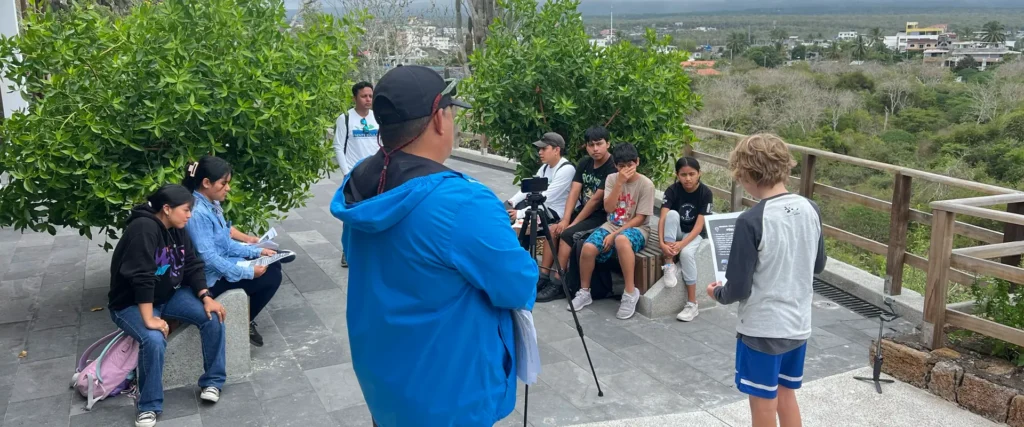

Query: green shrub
(835, 71), (875, 92)
(895, 107), (946, 133)
(970, 279), (1024, 365)
(0, 0), (361, 243)
(1003, 111), (1024, 141)
(463, 0), (700, 184)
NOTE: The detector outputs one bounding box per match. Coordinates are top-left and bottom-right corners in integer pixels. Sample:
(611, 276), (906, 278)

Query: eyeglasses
(431, 78), (460, 112)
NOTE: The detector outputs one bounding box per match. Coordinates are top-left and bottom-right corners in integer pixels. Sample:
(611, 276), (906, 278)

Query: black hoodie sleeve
(182, 232), (209, 295)
(118, 229), (161, 305)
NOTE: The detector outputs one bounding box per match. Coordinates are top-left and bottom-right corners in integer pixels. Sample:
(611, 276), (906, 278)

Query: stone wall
(872, 339), (1024, 425)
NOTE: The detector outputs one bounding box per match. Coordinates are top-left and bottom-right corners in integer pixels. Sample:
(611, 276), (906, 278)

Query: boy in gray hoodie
(707, 133), (826, 427)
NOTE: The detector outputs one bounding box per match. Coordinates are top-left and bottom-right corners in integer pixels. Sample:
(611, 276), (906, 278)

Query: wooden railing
(685, 125), (1021, 297)
(923, 194), (1024, 349)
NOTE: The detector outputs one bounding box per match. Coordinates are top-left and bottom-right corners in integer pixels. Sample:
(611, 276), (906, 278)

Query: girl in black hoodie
(107, 184), (228, 427)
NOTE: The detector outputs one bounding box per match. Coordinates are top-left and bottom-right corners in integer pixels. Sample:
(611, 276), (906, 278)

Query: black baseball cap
(372, 65), (472, 126)
(532, 132), (565, 150)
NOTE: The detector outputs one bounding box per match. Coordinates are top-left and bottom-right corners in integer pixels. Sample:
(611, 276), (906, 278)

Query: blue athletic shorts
(734, 338), (807, 399)
(584, 228), (646, 263)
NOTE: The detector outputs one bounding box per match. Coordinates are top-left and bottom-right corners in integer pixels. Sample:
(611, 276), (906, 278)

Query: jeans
(210, 262), (282, 322)
(110, 288), (227, 414)
(664, 210), (704, 286)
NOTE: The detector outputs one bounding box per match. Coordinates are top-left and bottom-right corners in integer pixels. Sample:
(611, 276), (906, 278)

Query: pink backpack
(70, 330), (140, 410)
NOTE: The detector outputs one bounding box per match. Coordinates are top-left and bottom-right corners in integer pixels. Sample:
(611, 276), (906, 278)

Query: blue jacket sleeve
(223, 229), (262, 259)
(450, 185), (539, 310)
(187, 213), (255, 282)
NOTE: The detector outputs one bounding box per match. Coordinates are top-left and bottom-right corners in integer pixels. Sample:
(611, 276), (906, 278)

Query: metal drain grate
(813, 278), (884, 318)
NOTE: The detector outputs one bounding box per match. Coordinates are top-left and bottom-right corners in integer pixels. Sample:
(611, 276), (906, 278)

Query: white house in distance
(837, 31), (858, 41)
(1, 0), (29, 119)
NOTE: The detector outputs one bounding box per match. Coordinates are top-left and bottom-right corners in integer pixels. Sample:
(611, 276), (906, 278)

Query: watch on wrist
(200, 293), (213, 302)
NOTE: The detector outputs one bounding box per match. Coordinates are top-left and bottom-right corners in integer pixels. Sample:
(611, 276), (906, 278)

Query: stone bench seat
(635, 238), (718, 318)
(162, 289), (251, 390)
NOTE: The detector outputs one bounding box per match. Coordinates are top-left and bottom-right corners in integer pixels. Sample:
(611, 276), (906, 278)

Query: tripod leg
(535, 207), (604, 397)
(523, 384), (528, 427)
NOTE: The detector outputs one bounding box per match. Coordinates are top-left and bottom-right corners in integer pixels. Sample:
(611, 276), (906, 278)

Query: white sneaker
(617, 289), (640, 320)
(676, 302), (699, 322)
(661, 263), (678, 288)
(200, 387), (220, 403)
(567, 289), (593, 312)
(136, 411), (157, 427)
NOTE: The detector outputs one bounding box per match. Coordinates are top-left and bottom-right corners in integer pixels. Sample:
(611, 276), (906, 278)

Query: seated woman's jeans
(110, 289), (227, 413)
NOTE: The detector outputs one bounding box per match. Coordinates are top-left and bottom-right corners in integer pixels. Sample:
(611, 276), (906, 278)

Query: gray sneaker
(676, 302), (699, 322)
(567, 289), (593, 312)
(617, 289), (640, 320)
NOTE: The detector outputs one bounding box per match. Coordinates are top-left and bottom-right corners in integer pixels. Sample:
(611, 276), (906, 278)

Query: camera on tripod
(520, 177), (548, 194)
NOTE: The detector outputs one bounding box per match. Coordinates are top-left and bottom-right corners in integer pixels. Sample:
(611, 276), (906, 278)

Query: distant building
(681, 60), (720, 76)
(896, 22), (956, 52)
(922, 44), (1021, 69)
(838, 31), (858, 41)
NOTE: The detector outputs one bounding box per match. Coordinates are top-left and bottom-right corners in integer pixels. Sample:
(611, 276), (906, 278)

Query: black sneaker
(341, 253), (348, 268)
(249, 321), (264, 347)
(536, 276), (551, 292)
(536, 280), (566, 303)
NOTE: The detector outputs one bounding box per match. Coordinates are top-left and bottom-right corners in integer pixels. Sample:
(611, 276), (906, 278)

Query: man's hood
(330, 151), (461, 233)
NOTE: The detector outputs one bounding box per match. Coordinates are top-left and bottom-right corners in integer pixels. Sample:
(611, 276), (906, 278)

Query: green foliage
(1003, 111), (1024, 141)
(463, 0), (700, 184)
(835, 71), (875, 92)
(0, 0), (361, 243)
(790, 44), (808, 60)
(744, 46), (785, 68)
(970, 279), (1024, 366)
(894, 108), (946, 133)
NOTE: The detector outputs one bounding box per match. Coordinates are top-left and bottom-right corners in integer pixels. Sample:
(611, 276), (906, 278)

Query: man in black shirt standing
(538, 126), (616, 301)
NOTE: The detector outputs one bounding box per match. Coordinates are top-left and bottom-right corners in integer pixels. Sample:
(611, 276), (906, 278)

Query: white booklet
(704, 212), (743, 285)
(236, 250), (295, 268)
(511, 309), (541, 385)
(242, 227), (279, 250)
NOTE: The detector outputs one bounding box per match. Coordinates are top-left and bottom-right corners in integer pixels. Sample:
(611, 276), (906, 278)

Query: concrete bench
(162, 289), (251, 390)
(636, 238), (718, 319)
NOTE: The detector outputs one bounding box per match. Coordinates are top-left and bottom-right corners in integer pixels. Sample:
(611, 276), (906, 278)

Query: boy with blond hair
(707, 133), (826, 427)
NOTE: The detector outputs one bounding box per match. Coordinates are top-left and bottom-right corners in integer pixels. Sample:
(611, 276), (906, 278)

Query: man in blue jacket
(330, 65), (539, 426)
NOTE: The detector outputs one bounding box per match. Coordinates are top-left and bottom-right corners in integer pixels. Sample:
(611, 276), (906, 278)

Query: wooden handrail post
(730, 180), (744, 212)
(886, 173), (913, 295)
(1002, 202), (1024, 282)
(683, 144), (694, 157)
(922, 209), (956, 350)
(480, 134), (489, 155)
(799, 154), (817, 198)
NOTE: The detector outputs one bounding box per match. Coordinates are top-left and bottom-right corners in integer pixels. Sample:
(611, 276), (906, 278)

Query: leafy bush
(895, 108), (946, 133)
(970, 279), (1024, 366)
(463, 0), (700, 184)
(0, 0), (360, 243)
(1004, 110), (1024, 141)
(835, 71), (875, 92)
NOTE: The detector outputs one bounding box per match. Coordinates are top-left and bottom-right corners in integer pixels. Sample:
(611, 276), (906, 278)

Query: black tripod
(517, 191), (603, 426)
(854, 297), (899, 394)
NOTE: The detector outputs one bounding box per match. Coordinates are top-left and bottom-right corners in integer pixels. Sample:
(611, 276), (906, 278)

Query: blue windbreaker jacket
(330, 152), (538, 426)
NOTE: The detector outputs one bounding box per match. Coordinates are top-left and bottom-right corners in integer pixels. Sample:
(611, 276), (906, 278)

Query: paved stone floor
(0, 158), (917, 427)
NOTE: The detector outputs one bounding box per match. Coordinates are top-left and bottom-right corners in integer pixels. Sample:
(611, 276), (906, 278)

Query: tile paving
(0, 158), (916, 426)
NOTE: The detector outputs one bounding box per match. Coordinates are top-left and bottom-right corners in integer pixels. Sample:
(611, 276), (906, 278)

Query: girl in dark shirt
(107, 184), (227, 427)
(657, 157), (714, 322)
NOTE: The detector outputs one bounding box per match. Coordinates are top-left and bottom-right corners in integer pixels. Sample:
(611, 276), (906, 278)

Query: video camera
(520, 177), (548, 194)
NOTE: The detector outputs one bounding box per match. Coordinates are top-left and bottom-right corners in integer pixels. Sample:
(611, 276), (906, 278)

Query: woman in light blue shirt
(183, 156), (284, 346)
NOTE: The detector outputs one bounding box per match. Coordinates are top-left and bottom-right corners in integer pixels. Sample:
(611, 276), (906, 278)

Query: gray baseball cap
(532, 132), (565, 150)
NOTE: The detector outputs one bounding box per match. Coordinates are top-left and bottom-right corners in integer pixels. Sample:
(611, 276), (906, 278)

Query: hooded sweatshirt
(331, 150), (538, 427)
(108, 205), (208, 311)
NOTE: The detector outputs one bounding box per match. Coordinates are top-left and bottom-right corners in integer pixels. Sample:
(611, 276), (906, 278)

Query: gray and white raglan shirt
(713, 193), (827, 355)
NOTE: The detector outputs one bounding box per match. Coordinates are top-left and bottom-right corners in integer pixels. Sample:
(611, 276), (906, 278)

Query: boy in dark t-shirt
(536, 126), (616, 302)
